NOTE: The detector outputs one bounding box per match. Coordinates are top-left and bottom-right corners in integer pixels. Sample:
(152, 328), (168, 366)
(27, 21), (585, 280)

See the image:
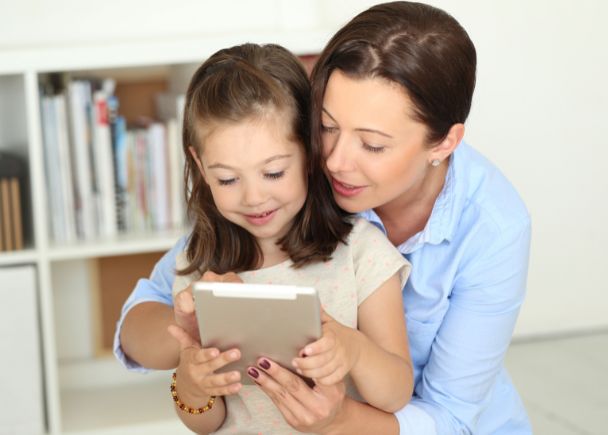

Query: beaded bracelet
(170, 371), (217, 415)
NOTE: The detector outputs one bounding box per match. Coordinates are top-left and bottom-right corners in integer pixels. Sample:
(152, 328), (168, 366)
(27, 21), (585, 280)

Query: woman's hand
(173, 271), (243, 344)
(168, 323), (243, 399)
(247, 357), (347, 434)
(291, 310), (361, 385)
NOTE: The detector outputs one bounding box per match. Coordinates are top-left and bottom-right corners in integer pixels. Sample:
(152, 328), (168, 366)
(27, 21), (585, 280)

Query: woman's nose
(324, 135), (354, 173)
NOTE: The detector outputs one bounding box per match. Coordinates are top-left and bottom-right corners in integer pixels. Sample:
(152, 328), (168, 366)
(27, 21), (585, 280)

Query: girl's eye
(264, 171), (285, 180)
(321, 125), (337, 134)
(363, 143), (385, 153)
(218, 178), (236, 186)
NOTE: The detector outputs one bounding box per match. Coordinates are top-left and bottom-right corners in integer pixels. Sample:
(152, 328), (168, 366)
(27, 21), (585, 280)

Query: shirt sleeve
(351, 218), (411, 305)
(112, 236), (187, 372)
(395, 218), (531, 434)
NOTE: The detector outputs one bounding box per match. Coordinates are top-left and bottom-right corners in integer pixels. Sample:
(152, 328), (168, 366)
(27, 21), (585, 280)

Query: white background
(1, 0), (606, 338)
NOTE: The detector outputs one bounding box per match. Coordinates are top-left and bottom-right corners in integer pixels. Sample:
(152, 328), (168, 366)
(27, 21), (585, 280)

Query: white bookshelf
(0, 31), (328, 435)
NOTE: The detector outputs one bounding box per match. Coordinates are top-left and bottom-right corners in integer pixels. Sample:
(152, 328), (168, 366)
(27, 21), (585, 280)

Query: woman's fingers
(247, 363), (315, 426)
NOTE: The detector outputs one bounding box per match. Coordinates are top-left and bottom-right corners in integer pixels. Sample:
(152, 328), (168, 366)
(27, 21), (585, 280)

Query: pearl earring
(431, 159), (441, 167)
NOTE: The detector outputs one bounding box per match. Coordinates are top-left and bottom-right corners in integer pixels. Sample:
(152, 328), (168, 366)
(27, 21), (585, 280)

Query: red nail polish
(247, 367), (259, 378)
(259, 359), (271, 370)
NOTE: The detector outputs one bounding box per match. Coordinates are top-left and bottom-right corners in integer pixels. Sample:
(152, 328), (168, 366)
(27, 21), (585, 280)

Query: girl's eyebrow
(207, 154), (292, 170)
(322, 108), (393, 139)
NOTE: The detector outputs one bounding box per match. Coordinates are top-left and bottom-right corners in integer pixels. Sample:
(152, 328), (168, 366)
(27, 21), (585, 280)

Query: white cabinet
(0, 265), (45, 435)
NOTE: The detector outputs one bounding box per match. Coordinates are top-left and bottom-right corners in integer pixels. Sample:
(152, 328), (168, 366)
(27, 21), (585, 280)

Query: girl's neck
(257, 238), (290, 269)
(374, 160), (449, 246)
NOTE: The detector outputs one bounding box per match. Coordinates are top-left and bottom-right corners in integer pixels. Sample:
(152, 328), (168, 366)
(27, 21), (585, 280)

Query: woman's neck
(374, 160), (448, 246)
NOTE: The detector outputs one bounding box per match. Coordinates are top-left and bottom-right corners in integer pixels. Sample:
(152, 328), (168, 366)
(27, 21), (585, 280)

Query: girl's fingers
(198, 348), (241, 372)
(320, 308), (333, 324)
(168, 324), (198, 350)
(299, 335), (333, 357)
(314, 366), (346, 386)
(293, 345), (335, 367)
(201, 372), (243, 396)
(174, 288), (195, 314)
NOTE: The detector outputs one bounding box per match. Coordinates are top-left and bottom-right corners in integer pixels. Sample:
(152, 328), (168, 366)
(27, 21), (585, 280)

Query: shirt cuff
(395, 402), (437, 435)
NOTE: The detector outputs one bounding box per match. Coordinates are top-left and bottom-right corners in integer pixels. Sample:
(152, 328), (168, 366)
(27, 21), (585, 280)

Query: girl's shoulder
(345, 216), (398, 255)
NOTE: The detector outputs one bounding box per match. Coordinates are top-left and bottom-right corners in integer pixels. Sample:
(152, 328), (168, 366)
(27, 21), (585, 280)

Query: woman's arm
(119, 302), (180, 369)
(114, 238), (185, 370)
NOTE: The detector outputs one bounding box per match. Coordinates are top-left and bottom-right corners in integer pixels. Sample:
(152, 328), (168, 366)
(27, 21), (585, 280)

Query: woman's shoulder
(456, 143), (530, 234)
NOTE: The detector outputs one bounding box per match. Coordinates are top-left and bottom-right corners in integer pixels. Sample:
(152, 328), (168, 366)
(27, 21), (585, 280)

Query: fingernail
(259, 359), (271, 370)
(292, 359), (298, 368)
(247, 367), (259, 379)
(304, 347), (312, 356)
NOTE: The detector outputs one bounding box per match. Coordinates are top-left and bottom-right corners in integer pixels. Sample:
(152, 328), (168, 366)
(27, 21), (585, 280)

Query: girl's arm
(350, 272), (413, 411)
(293, 273), (412, 412)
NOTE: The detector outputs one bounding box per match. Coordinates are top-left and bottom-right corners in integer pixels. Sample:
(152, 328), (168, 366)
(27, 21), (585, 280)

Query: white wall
(1, 0), (606, 337)
(428, 0), (608, 336)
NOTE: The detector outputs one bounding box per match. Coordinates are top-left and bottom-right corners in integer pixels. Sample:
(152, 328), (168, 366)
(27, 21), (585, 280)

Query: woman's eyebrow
(322, 108), (393, 138)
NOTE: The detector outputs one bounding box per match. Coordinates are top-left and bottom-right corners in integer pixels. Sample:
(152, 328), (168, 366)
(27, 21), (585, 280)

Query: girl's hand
(248, 357), (347, 434)
(173, 271), (243, 344)
(168, 323), (243, 399)
(291, 310), (360, 386)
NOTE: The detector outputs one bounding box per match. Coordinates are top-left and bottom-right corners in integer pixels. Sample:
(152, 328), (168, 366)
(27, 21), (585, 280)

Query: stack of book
(39, 74), (186, 243)
(0, 152), (25, 252)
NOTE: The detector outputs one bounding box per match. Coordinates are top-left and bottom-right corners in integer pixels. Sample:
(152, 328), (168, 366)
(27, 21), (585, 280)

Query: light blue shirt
(114, 142), (532, 434)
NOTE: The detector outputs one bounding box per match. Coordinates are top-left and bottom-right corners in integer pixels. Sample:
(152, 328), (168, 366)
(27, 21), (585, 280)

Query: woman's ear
(428, 123), (465, 164)
(188, 146), (207, 181)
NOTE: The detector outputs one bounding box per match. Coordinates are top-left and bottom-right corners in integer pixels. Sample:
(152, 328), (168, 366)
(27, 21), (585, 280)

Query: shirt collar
(359, 142), (468, 254)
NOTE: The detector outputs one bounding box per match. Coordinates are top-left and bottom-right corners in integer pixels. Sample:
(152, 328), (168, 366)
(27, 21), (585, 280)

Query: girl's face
(196, 111), (307, 248)
(320, 70), (436, 214)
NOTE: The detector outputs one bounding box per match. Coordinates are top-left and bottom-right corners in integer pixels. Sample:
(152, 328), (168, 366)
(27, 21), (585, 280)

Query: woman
(115, 2), (531, 434)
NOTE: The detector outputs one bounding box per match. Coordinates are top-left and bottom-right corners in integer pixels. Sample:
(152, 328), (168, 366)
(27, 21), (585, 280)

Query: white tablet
(193, 281), (322, 384)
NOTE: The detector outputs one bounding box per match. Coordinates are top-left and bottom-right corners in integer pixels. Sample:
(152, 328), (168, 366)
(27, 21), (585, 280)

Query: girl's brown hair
(311, 1), (477, 146)
(179, 43), (352, 276)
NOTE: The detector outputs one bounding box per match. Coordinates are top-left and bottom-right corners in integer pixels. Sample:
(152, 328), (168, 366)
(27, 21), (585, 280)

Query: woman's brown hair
(179, 43), (352, 276)
(311, 1), (477, 146)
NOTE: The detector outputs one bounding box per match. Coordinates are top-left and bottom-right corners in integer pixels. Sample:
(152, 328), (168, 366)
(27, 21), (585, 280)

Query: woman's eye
(321, 125), (337, 134)
(363, 143), (385, 153)
(264, 171), (285, 180)
(218, 178), (236, 186)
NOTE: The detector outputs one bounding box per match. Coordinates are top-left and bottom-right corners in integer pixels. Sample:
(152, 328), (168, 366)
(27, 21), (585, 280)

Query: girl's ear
(188, 146), (207, 182)
(428, 123), (465, 164)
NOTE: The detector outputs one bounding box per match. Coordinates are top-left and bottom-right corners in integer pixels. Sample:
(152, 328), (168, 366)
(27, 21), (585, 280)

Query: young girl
(117, 43), (413, 434)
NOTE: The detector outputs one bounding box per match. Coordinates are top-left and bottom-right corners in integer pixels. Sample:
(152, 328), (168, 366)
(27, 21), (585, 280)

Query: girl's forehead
(200, 115), (303, 166)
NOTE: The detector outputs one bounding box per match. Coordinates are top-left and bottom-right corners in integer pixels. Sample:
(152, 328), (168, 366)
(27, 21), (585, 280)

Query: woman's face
(321, 70), (435, 214)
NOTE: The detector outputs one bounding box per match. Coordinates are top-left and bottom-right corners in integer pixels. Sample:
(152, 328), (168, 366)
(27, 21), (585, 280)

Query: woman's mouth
(331, 177), (366, 197)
